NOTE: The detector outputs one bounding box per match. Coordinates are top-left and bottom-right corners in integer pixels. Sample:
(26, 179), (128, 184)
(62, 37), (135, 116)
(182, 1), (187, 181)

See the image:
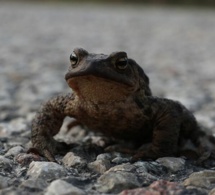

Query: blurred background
(0, 1), (215, 132)
(3, 0), (215, 6)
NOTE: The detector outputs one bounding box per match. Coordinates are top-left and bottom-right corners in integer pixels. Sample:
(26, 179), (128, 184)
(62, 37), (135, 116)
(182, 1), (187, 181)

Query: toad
(31, 48), (214, 162)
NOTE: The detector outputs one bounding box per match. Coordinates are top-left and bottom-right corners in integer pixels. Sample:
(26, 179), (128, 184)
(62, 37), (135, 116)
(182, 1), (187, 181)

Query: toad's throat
(67, 75), (133, 102)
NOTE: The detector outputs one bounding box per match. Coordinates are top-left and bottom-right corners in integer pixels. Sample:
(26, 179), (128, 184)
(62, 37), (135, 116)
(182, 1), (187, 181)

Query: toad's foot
(131, 151), (156, 162)
(29, 137), (75, 162)
(105, 143), (137, 155)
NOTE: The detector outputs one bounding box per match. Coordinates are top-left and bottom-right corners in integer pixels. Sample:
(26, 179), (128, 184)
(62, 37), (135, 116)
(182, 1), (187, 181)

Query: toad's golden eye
(115, 57), (128, 70)
(70, 52), (78, 68)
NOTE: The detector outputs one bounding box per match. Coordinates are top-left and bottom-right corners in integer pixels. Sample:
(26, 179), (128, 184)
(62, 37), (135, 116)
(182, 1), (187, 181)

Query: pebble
(183, 170), (215, 190)
(133, 161), (148, 173)
(62, 152), (87, 167)
(0, 156), (12, 173)
(4, 145), (25, 158)
(119, 180), (207, 195)
(210, 188), (215, 195)
(96, 171), (141, 193)
(107, 163), (136, 172)
(45, 179), (86, 195)
(20, 178), (48, 191)
(95, 163), (141, 193)
(27, 161), (67, 180)
(134, 161), (166, 176)
(112, 156), (130, 164)
(0, 175), (9, 189)
(96, 153), (112, 161)
(88, 159), (111, 174)
(156, 157), (185, 172)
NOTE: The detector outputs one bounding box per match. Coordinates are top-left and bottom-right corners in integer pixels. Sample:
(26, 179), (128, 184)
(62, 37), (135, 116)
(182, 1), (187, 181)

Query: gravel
(1, 2), (215, 195)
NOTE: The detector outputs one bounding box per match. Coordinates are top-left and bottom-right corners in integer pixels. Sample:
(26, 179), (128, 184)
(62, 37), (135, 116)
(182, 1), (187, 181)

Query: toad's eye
(70, 52), (78, 67)
(115, 57), (128, 70)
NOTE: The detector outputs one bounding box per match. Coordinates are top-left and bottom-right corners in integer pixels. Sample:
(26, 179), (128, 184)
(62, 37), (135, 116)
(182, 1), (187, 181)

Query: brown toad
(31, 48), (214, 162)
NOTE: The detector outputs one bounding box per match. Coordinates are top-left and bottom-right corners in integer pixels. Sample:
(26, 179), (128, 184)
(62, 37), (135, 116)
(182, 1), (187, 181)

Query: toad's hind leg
(132, 114), (181, 161)
(181, 113), (213, 163)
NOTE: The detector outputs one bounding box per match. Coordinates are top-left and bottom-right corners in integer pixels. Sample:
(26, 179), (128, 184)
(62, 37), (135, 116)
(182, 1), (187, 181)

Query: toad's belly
(74, 100), (153, 142)
(85, 117), (152, 142)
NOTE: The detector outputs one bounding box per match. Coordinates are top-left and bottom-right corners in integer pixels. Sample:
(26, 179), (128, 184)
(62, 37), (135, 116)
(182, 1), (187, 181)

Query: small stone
(156, 157), (185, 172)
(112, 156), (130, 164)
(62, 152), (86, 167)
(183, 170), (215, 190)
(119, 180), (184, 195)
(27, 161), (67, 180)
(0, 187), (18, 195)
(96, 153), (112, 161)
(0, 175), (9, 189)
(15, 166), (28, 178)
(119, 187), (148, 195)
(107, 163), (136, 173)
(134, 161), (170, 186)
(45, 179), (86, 195)
(96, 170), (140, 193)
(4, 145), (25, 157)
(134, 161), (148, 173)
(20, 178), (48, 190)
(134, 161), (166, 176)
(0, 155), (12, 172)
(88, 159), (111, 174)
(210, 188), (215, 195)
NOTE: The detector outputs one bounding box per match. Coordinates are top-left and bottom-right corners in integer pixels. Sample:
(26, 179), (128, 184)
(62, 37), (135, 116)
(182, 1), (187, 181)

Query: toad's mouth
(66, 75), (133, 102)
(65, 68), (134, 88)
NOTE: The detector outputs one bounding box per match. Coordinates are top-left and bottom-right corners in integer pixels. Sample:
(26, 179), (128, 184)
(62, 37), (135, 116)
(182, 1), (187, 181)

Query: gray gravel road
(0, 2), (215, 194)
(1, 2), (215, 130)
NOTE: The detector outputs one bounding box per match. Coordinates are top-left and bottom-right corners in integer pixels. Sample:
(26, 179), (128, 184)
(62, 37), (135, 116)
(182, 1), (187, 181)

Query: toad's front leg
(30, 93), (76, 162)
